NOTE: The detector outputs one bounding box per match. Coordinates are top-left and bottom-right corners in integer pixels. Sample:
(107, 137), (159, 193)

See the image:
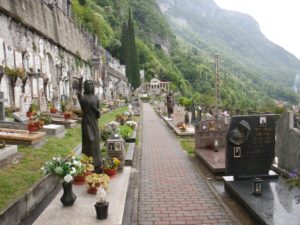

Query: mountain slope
(157, 0), (300, 103)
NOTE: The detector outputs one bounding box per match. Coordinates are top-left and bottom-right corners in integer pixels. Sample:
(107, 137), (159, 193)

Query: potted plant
(27, 103), (38, 117)
(95, 187), (109, 220)
(27, 120), (40, 132)
(41, 155), (84, 206)
(85, 173), (110, 194)
(64, 111), (73, 120)
(39, 113), (52, 125)
(49, 102), (57, 114)
(103, 157), (120, 176)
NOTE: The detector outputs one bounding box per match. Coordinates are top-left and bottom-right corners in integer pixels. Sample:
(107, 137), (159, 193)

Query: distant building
(141, 78), (171, 94)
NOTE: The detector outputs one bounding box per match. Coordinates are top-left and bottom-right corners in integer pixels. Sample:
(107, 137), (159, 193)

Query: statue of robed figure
(77, 79), (103, 174)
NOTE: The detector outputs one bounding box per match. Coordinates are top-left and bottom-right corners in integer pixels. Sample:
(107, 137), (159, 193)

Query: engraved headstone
(0, 38), (5, 66)
(5, 44), (14, 67)
(195, 119), (227, 149)
(173, 105), (185, 124)
(226, 114), (278, 178)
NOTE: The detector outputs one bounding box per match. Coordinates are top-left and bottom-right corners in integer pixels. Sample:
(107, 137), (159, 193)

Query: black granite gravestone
(226, 114), (278, 178)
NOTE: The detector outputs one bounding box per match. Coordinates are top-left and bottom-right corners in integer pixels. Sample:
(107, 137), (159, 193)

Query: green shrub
(119, 125), (133, 139)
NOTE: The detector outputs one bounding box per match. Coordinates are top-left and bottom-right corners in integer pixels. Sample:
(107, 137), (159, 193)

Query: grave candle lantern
(252, 178), (263, 195)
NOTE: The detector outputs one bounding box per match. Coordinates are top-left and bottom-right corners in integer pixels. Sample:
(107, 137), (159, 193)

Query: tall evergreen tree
(120, 9), (140, 89)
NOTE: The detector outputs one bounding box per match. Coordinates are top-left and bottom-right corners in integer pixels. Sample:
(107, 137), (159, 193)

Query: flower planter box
(50, 108), (57, 114)
(27, 122), (40, 132)
(104, 168), (117, 177)
(26, 112), (35, 118)
(73, 174), (85, 185)
(86, 183), (101, 194)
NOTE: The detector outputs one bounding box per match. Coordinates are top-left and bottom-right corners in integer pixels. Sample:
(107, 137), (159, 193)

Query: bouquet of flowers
(41, 156), (84, 183)
(103, 157), (120, 170)
(101, 121), (120, 140)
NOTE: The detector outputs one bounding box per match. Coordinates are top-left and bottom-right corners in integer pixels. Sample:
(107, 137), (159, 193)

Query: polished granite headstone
(194, 119), (227, 173)
(223, 176), (300, 225)
(195, 119), (227, 149)
(226, 114), (279, 178)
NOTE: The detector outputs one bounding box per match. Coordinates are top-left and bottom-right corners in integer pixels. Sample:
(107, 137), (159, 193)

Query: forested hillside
(158, 0), (300, 105)
(72, 0), (300, 112)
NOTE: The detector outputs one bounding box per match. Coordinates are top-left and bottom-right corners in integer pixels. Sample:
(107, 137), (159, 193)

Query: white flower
(52, 157), (56, 161)
(96, 187), (107, 203)
(63, 174), (73, 183)
(70, 167), (77, 175)
(114, 134), (119, 138)
(73, 160), (81, 167)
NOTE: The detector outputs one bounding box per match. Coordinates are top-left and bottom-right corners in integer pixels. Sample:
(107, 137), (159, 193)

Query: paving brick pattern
(138, 104), (235, 225)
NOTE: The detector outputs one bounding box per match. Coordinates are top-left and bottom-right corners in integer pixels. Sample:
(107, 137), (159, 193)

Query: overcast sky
(214, 0), (300, 59)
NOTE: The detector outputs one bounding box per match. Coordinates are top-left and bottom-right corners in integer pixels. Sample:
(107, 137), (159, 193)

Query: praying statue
(77, 79), (103, 174)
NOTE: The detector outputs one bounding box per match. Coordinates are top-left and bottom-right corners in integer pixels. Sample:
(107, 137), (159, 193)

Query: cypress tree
(120, 9), (140, 89)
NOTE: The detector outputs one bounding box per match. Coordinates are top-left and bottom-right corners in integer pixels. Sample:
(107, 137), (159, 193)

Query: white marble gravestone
(5, 44), (14, 68)
(0, 75), (10, 107)
(14, 78), (22, 108)
(0, 38), (5, 66)
(15, 51), (23, 68)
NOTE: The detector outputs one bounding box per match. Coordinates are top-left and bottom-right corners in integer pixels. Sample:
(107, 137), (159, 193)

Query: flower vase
(95, 202), (109, 220)
(60, 182), (76, 206)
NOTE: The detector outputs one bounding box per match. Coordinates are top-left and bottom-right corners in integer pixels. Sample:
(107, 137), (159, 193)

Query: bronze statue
(77, 79), (103, 174)
(166, 93), (174, 118)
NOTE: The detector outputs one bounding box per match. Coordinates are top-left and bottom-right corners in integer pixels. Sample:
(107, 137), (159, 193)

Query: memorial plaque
(5, 44), (14, 67)
(24, 79), (32, 112)
(32, 77), (39, 98)
(14, 79), (22, 108)
(39, 90), (47, 112)
(35, 55), (41, 72)
(195, 119), (227, 149)
(0, 76), (10, 107)
(0, 38), (5, 66)
(226, 114), (278, 178)
(28, 51), (34, 70)
(15, 51), (23, 68)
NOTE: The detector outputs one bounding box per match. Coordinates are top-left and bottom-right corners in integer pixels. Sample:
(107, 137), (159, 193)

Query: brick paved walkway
(138, 104), (235, 225)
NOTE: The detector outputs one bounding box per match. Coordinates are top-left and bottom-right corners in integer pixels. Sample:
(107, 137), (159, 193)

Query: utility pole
(215, 54), (221, 118)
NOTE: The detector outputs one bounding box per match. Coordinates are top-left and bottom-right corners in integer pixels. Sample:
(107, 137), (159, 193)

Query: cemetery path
(138, 103), (236, 225)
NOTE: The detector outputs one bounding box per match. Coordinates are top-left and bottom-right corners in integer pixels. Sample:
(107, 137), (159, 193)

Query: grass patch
(179, 138), (195, 156)
(0, 107), (127, 211)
